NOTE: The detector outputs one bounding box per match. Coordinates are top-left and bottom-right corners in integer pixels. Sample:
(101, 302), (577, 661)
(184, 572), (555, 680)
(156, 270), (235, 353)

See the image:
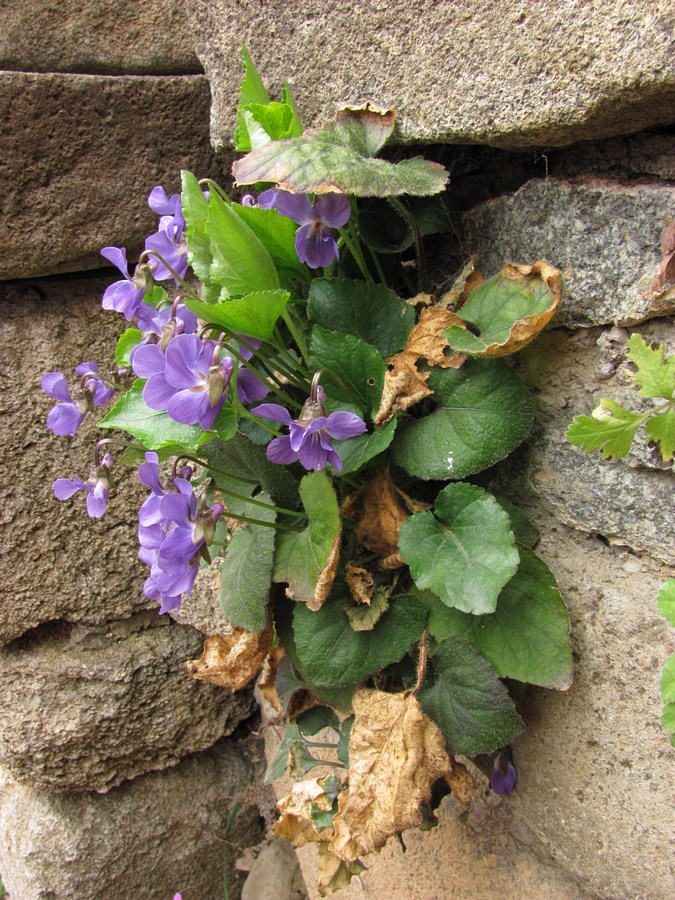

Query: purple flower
(133, 334), (235, 430)
(131, 300), (198, 367)
(229, 337), (269, 406)
(42, 362), (115, 436)
(489, 750), (518, 795)
(53, 453), (113, 519)
(275, 191), (351, 268)
(148, 185), (182, 218)
(145, 186), (188, 282)
(252, 384), (366, 472)
(241, 189), (278, 210)
(100, 246), (154, 321)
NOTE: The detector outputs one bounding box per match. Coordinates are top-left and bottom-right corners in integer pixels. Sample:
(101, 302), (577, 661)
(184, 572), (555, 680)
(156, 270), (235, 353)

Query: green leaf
(242, 100), (304, 147)
(418, 636), (524, 756)
(115, 328), (142, 367)
(332, 420), (397, 475)
(626, 333), (675, 400)
(233, 107), (448, 197)
(391, 358), (534, 480)
(658, 578), (675, 628)
(181, 170), (212, 286)
(219, 492), (276, 631)
(646, 407), (675, 462)
(337, 716), (354, 765)
(273, 472), (340, 606)
(235, 45), (270, 152)
(660, 654), (675, 748)
(185, 290), (290, 341)
(265, 723), (302, 782)
(424, 549), (572, 689)
(445, 267), (558, 356)
(296, 706), (340, 736)
(344, 587), (390, 631)
(494, 496), (539, 549)
(206, 191), (280, 298)
(203, 433), (299, 510)
(309, 326), (386, 417)
(231, 203), (306, 277)
(307, 278), (414, 357)
(281, 591), (427, 688)
(566, 399), (645, 461)
(98, 381), (205, 450)
(399, 483), (519, 615)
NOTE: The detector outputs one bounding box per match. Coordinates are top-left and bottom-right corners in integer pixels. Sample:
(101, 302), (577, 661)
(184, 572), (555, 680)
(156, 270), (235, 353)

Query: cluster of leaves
(88, 51), (574, 893)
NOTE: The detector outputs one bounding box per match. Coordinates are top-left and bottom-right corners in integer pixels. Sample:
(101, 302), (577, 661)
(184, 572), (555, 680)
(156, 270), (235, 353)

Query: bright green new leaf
(391, 359), (533, 480)
(115, 328), (142, 367)
(646, 407), (675, 461)
(332, 420), (397, 475)
(232, 204), (306, 278)
(424, 549), (573, 689)
(203, 434), (299, 510)
(418, 636), (523, 756)
(181, 170), (212, 286)
(566, 399), (645, 461)
(233, 106), (448, 197)
(273, 471), (340, 607)
(283, 591), (427, 687)
(399, 483), (519, 615)
(309, 326), (386, 417)
(658, 578), (675, 628)
(219, 492), (276, 632)
(99, 381), (205, 450)
(206, 191), (279, 297)
(445, 265), (559, 356)
(185, 290), (290, 341)
(241, 100), (303, 148)
(235, 45), (270, 152)
(308, 277), (415, 357)
(626, 333), (675, 400)
(660, 654), (675, 748)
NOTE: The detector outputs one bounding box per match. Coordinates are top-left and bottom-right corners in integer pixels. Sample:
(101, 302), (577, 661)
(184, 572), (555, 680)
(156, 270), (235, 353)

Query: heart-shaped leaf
(391, 358), (533, 480)
(399, 483), (519, 615)
(424, 549), (573, 689)
(309, 326), (386, 418)
(185, 290), (290, 341)
(332, 420), (397, 475)
(99, 381), (205, 450)
(418, 636), (524, 756)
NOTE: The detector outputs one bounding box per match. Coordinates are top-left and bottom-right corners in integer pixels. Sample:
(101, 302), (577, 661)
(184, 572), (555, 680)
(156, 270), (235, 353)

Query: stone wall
(2, 2), (674, 899)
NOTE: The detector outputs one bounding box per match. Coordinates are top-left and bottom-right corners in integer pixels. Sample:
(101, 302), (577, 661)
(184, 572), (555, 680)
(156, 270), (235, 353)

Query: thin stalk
(139, 250), (201, 302)
(387, 198), (426, 291)
(198, 177), (231, 203)
(339, 221), (373, 282)
(281, 308), (309, 365)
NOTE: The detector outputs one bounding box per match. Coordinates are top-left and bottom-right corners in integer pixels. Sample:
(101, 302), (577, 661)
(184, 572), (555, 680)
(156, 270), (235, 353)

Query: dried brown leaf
(329, 689), (451, 860)
(346, 563), (375, 605)
(373, 351), (433, 426)
(317, 845), (365, 897)
(186, 626), (272, 691)
(344, 587), (390, 631)
(273, 777), (339, 848)
(342, 469), (428, 566)
(438, 255), (482, 308)
(446, 758), (479, 806)
(650, 219), (675, 295)
(309, 526), (341, 612)
(256, 646), (285, 714)
(405, 307), (468, 369)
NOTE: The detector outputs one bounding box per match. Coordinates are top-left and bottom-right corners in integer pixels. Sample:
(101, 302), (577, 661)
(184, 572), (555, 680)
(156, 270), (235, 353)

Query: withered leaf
(256, 645), (285, 714)
(403, 307), (468, 368)
(438, 255), (482, 309)
(650, 219), (675, 295)
(346, 563), (375, 605)
(344, 587), (390, 631)
(374, 352), (433, 427)
(343, 469), (429, 566)
(274, 775), (344, 848)
(446, 758), (479, 806)
(186, 626), (272, 691)
(317, 845), (366, 897)
(329, 688), (451, 860)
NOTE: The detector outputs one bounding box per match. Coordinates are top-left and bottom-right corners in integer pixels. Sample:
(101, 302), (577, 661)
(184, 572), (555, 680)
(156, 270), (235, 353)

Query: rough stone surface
(0, 612), (253, 792)
(0, 71), (227, 279)
(0, 736), (266, 900)
(0, 0), (201, 74)
(1, 275), (155, 644)
(495, 320), (675, 565)
(188, 0), (675, 151)
(242, 840), (307, 900)
(172, 556), (233, 635)
(463, 177), (675, 327)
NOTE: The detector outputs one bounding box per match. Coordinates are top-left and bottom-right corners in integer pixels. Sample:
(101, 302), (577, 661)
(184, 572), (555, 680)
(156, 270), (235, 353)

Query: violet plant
(44, 48), (574, 891)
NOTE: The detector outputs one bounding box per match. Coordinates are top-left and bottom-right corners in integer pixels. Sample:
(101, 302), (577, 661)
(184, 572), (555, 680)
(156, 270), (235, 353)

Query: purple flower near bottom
(53, 452), (114, 519)
(489, 749), (518, 795)
(252, 382), (366, 472)
(42, 362), (114, 436)
(275, 191), (351, 269)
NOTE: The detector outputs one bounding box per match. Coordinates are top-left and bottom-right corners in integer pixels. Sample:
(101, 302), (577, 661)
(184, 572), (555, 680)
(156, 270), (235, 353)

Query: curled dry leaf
(317, 845), (365, 897)
(256, 645), (285, 714)
(342, 469), (429, 568)
(346, 563), (375, 605)
(329, 688), (451, 860)
(345, 587), (391, 631)
(438, 254), (482, 309)
(273, 776), (341, 848)
(446, 758), (479, 806)
(649, 219), (675, 296)
(310, 527), (341, 612)
(186, 626), (272, 691)
(374, 307), (466, 426)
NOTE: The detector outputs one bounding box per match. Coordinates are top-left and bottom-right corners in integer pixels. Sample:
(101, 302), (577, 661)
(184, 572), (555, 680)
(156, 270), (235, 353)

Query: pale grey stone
(0, 612), (253, 792)
(0, 71), (228, 279)
(463, 178), (675, 327)
(0, 737), (266, 900)
(187, 0), (675, 151)
(0, 0), (200, 74)
(242, 840), (307, 900)
(171, 557), (233, 635)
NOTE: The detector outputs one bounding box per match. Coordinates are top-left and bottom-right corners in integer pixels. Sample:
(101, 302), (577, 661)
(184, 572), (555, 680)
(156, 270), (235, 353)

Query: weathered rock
(0, 71), (227, 279)
(0, 736), (266, 900)
(188, 0), (675, 151)
(0, 611), (253, 792)
(0, 276), (155, 643)
(494, 320), (675, 565)
(463, 178), (675, 327)
(0, 0), (200, 74)
(242, 840), (307, 900)
(172, 556), (233, 635)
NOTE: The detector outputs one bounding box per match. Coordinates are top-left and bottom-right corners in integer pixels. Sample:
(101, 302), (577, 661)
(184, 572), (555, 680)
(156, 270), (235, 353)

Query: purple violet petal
(296, 224), (339, 269)
(46, 403), (85, 436)
(326, 411), (367, 440)
(251, 403), (294, 425)
(313, 193), (351, 228)
(266, 435), (297, 465)
(143, 373), (175, 410)
(297, 431), (329, 471)
(132, 343), (165, 379)
(53, 477), (86, 500)
(86, 482), (108, 518)
(159, 493), (193, 528)
(164, 334), (207, 388)
(41, 372), (72, 402)
(167, 389), (209, 425)
(275, 191), (314, 224)
(100, 246), (130, 276)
